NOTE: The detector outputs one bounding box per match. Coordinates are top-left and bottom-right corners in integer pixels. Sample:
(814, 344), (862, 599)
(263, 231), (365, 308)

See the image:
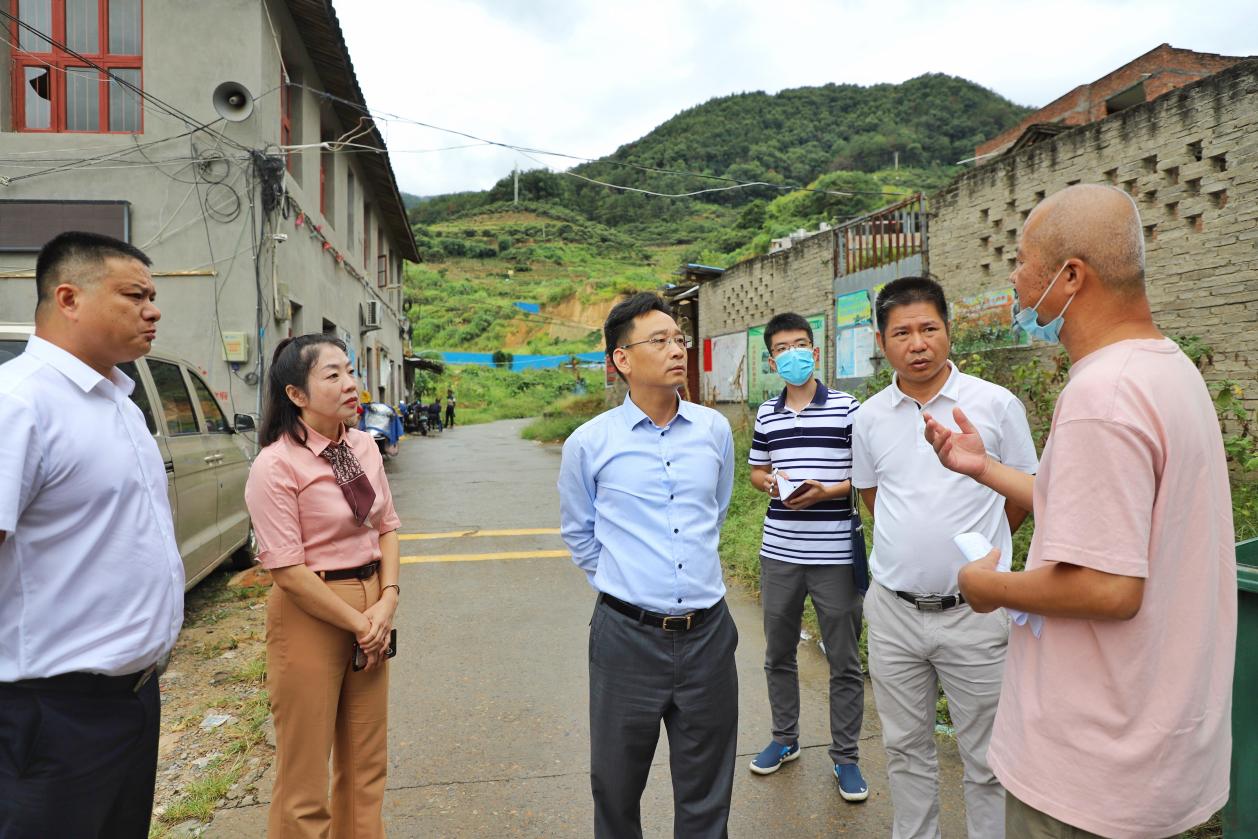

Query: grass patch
(428, 365), (605, 427)
(520, 393), (606, 442)
(156, 762), (237, 827)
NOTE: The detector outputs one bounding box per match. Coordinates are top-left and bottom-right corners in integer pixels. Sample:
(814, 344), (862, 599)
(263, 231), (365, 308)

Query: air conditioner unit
(363, 299), (381, 330)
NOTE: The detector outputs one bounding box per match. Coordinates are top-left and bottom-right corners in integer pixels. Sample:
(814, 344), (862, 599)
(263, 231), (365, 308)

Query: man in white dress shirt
(0, 231), (184, 838)
(851, 275), (1038, 839)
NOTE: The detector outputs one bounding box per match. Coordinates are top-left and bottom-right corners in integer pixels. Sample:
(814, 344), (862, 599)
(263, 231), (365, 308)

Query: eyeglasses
(770, 339), (812, 356)
(620, 335), (693, 351)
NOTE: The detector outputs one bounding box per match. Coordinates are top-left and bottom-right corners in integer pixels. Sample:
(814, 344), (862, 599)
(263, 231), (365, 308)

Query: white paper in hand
(775, 474), (809, 503)
(952, 532), (1043, 638)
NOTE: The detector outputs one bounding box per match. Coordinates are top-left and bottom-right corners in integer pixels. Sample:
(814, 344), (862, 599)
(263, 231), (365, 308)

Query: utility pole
(513, 165), (519, 204)
(894, 151), (899, 170)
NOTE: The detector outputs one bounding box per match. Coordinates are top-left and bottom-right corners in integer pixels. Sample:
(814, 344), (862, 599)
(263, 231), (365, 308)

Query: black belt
(599, 592), (720, 632)
(319, 561), (379, 582)
(8, 664), (157, 695)
(894, 588), (965, 612)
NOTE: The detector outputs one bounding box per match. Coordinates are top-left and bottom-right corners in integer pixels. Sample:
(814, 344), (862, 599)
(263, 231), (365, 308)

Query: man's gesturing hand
(922, 406), (990, 479)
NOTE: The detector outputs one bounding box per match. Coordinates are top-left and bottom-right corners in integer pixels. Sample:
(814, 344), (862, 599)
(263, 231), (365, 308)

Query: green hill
(403, 73), (1031, 355)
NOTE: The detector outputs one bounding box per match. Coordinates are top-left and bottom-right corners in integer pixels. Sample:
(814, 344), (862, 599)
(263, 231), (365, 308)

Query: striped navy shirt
(748, 380), (859, 565)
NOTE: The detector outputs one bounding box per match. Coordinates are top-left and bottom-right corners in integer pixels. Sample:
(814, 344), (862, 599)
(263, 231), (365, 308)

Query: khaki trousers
(266, 575), (389, 839)
(865, 581), (1009, 839)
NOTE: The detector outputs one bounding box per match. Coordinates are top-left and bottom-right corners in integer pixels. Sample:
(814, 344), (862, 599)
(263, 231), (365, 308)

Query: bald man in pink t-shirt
(924, 184), (1236, 839)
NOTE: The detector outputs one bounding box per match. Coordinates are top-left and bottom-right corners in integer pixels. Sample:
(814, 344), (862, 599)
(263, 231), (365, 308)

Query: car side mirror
(233, 413), (257, 432)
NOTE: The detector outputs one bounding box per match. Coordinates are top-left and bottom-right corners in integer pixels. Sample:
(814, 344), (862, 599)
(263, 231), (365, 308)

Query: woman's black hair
(258, 334), (349, 448)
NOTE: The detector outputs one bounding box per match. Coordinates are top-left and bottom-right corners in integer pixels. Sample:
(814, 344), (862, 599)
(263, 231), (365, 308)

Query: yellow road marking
(398, 528), (561, 541)
(401, 550), (570, 564)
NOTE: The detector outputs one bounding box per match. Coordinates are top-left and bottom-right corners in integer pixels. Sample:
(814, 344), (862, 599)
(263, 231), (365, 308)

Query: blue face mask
(1013, 262), (1075, 343)
(774, 347), (815, 386)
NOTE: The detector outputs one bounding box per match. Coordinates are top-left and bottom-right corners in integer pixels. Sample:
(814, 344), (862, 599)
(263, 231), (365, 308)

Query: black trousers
(589, 597), (739, 839)
(0, 674), (160, 839)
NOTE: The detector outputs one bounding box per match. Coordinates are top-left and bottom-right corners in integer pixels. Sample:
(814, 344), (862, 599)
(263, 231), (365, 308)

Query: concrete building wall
(0, 0), (410, 415)
(932, 60), (1258, 413)
(978, 44), (1245, 158)
(698, 228), (837, 394)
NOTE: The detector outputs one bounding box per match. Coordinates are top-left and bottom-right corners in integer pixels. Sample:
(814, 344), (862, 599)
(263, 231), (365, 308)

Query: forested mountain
(412, 74), (1028, 231)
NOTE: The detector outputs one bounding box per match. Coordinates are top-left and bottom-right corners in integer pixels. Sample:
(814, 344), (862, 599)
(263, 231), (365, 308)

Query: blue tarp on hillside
(439, 351), (604, 372)
(513, 302), (541, 314)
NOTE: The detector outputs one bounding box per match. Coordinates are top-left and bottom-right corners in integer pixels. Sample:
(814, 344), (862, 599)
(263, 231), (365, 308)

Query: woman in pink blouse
(245, 335), (401, 839)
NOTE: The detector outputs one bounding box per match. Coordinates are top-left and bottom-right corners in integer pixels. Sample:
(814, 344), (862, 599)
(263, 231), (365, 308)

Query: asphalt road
(208, 418), (969, 837)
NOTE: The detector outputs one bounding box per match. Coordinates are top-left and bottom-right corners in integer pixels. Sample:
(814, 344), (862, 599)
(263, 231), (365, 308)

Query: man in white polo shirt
(745, 312), (867, 802)
(851, 276), (1037, 839)
(0, 231), (183, 838)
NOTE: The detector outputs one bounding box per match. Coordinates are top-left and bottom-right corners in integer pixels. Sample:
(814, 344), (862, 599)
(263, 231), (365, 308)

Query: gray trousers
(865, 581), (1009, 839)
(589, 597), (739, 839)
(760, 556), (865, 765)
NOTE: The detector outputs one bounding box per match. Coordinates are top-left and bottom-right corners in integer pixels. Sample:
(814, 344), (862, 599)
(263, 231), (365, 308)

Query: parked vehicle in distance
(360, 401), (401, 458)
(0, 324), (256, 590)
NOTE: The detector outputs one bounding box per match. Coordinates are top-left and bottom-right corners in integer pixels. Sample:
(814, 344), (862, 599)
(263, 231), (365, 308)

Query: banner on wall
(701, 331), (748, 403)
(836, 325), (876, 378)
(952, 286), (1033, 348)
(836, 290), (873, 328)
(747, 314), (825, 406)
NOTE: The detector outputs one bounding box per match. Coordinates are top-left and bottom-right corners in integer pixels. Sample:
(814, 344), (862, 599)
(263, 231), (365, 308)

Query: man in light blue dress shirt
(558, 292), (737, 839)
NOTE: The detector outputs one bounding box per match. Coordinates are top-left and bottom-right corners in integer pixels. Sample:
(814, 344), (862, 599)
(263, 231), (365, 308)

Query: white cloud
(333, 0), (1257, 196)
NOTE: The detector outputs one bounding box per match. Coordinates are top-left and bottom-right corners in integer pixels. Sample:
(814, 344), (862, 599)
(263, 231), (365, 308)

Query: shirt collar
(772, 378), (827, 413)
(299, 418), (346, 455)
(889, 361), (960, 408)
(620, 391), (692, 429)
(24, 334), (135, 397)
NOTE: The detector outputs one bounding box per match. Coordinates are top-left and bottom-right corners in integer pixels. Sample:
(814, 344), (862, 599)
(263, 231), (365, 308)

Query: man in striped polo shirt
(747, 312), (869, 803)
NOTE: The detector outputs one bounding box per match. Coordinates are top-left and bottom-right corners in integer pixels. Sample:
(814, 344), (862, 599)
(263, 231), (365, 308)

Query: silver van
(0, 324), (255, 589)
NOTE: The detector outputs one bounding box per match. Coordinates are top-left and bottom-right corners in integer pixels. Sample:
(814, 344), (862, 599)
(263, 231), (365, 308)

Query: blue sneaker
(834, 762), (869, 801)
(749, 740), (800, 775)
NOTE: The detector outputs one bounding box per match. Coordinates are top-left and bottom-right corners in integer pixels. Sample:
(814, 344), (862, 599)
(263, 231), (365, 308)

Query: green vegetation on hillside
(403, 73), (1031, 357)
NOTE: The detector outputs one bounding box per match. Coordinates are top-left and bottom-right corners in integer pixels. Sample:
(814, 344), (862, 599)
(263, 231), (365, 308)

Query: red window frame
(9, 0), (144, 133)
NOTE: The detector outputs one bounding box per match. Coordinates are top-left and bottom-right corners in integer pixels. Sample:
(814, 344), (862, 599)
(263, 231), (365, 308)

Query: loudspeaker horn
(212, 81), (254, 122)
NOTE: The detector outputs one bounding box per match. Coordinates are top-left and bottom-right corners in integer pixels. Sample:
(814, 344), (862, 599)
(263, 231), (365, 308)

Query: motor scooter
(359, 402), (402, 458)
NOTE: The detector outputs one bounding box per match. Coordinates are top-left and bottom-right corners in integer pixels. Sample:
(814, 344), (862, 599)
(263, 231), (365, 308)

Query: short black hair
(764, 312), (813, 351)
(35, 231), (152, 313)
(603, 292), (672, 359)
(874, 275), (948, 333)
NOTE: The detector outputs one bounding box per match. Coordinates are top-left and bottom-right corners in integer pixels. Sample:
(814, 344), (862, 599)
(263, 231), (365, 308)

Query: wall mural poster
(836, 290), (872, 328)
(951, 286), (1034, 350)
(747, 314), (825, 406)
(702, 331), (748, 403)
(836, 325), (876, 378)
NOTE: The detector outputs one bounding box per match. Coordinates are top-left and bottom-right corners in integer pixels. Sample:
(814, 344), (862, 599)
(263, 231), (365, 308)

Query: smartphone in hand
(351, 629), (397, 672)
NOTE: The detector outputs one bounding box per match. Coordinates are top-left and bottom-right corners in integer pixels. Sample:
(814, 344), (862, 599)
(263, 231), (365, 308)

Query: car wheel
(229, 525), (258, 570)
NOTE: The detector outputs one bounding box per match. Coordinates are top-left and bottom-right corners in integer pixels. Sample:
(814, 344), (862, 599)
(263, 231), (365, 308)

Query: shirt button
(677, 598), (682, 604)
(673, 528), (679, 533)
(666, 461), (671, 466)
(669, 494), (674, 500)
(677, 563), (683, 569)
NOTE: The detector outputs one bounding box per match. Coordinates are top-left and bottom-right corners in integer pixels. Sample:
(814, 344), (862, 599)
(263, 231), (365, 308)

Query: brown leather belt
(318, 561), (379, 582)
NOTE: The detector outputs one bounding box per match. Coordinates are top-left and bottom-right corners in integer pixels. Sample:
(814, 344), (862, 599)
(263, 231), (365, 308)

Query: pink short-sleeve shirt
(988, 339), (1236, 839)
(245, 421), (401, 572)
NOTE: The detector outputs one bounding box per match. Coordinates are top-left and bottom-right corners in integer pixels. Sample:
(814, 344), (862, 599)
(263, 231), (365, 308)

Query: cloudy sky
(334, 1), (1256, 197)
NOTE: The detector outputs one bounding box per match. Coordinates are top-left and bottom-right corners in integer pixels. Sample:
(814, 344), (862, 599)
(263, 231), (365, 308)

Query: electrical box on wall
(220, 332), (250, 363)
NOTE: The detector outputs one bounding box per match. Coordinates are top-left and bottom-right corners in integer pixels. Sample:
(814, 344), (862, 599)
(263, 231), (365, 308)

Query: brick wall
(698, 226), (837, 385)
(932, 59), (1258, 413)
(978, 45), (1245, 158)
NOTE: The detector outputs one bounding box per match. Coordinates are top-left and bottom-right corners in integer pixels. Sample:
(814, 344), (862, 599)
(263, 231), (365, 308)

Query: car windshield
(0, 340), (27, 365)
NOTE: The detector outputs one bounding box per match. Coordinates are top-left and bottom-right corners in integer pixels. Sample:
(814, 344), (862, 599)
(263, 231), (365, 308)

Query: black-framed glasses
(770, 339), (812, 356)
(620, 335), (693, 351)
